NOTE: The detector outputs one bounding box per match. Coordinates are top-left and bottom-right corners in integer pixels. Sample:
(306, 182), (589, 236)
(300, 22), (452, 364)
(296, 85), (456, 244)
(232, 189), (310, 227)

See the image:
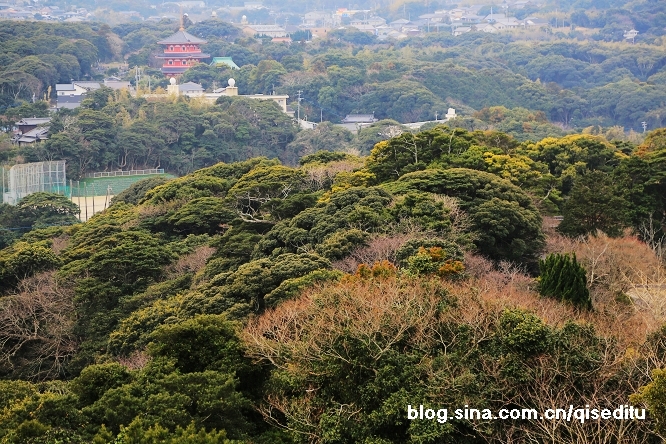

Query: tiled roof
(342, 114), (377, 123)
(157, 29), (207, 45)
(16, 117), (51, 126)
(211, 57), (240, 69)
(178, 82), (204, 92)
(161, 67), (189, 74)
(155, 52), (210, 58)
(56, 95), (84, 109)
(18, 126), (49, 143)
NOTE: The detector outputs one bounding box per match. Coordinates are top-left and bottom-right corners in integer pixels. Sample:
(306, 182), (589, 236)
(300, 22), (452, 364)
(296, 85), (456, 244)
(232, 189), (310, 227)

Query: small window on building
(168, 60), (173, 65)
(169, 45), (174, 51)
(182, 45), (186, 51)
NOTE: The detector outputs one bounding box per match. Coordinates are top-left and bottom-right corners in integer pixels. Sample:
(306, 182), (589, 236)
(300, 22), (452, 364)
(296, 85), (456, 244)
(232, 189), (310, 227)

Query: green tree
(385, 168), (544, 264)
(110, 177), (171, 206)
(16, 192), (79, 228)
(284, 122), (353, 165)
(538, 253), (591, 309)
(0, 241), (60, 293)
(558, 171), (630, 237)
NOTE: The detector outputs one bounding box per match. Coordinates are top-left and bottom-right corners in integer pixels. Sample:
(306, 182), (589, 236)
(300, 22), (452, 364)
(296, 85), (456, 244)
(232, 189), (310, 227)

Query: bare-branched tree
(0, 271), (77, 380)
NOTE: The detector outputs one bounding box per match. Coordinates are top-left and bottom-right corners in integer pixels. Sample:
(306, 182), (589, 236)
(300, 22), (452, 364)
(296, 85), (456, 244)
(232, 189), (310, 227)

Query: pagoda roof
(157, 29), (207, 45)
(156, 52), (210, 59)
(161, 67), (189, 74)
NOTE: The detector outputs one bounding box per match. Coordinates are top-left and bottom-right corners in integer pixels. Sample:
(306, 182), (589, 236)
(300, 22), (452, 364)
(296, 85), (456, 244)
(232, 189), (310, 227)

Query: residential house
(376, 25), (393, 37)
(389, 18), (410, 29)
(419, 13), (439, 23)
(349, 23), (377, 34)
(103, 79), (131, 90)
(479, 23), (498, 33)
(522, 17), (548, 27)
(56, 95), (84, 110)
(363, 16), (386, 26)
(16, 127), (49, 146)
(460, 14), (484, 25)
(178, 82), (205, 95)
(55, 81), (100, 96)
(342, 114), (378, 124)
(448, 9), (468, 19)
(485, 16), (521, 29)
(453, 26), (472, 36)
(403, 26), (422, 36)
(13, 118), (51, 146)
(16, 118), (51, 134)
(338, 113), (378, 131)
(55, 80), (129, 109)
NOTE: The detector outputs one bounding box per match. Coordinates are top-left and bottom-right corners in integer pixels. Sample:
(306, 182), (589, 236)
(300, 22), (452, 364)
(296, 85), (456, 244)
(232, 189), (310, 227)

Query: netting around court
(2, 161), (67, 205)
(1, 164), (173, 204)
(71, 173), (173, 197)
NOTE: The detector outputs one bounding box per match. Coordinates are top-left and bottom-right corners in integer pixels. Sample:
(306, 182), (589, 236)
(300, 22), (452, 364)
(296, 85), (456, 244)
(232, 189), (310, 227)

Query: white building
(242, 24), (288, 38)
(164, 78), (293, 117)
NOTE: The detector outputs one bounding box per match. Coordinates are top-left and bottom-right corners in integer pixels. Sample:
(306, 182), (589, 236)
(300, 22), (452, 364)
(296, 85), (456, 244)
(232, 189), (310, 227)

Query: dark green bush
(538, 253), (591, 309)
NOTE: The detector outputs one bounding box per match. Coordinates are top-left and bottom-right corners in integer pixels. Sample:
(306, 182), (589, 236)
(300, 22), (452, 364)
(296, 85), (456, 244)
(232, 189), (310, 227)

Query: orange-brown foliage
(50, 234), (70, 255)
(166, 245), (215, 278)
(244, 270), (659, 442)
(0, 271), (77, 380)
(545, 231), (666, 334)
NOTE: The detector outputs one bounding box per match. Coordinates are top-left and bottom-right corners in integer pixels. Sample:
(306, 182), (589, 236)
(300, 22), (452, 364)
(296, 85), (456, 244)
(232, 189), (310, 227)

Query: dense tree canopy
(2, 11), (666, 443)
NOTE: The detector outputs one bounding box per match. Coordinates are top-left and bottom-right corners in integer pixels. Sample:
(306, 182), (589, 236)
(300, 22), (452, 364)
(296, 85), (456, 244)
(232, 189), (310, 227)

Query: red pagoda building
(156, 27), (210, 78)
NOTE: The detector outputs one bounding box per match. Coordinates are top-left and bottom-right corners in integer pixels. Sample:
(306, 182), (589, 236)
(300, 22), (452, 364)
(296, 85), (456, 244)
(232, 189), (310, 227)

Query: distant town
(0, 0), (619, 40)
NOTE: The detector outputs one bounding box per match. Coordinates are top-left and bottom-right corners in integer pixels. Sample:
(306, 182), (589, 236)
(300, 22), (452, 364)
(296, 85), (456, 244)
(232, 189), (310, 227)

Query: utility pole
(297, 90), (303, 121)
(320, 108), (323, 122)
(135, 66), (141, 91)
(435, 111), (438, 121)
(642, 121), (648, 133)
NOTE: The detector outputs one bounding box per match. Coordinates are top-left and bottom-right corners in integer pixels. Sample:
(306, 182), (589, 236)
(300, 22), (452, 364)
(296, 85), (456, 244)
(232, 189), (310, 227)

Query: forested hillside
(1, 124), (666, 442)
(2, 11), (666, 443)
(2, 14), (666, 144)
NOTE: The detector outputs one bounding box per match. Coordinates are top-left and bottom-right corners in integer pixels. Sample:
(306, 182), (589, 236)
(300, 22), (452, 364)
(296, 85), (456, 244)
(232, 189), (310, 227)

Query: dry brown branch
(0, 271), (77, 380)
(166, 245), (215, 278)
(246, 270), (657, 443)
(332, 232), (413, 273)
(432, 194), (474, 238)
(50, 234), (70, 255)
(116, 350), (150, 371)
(302, 160), (362, 191)
(544, 231), (666, 333)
